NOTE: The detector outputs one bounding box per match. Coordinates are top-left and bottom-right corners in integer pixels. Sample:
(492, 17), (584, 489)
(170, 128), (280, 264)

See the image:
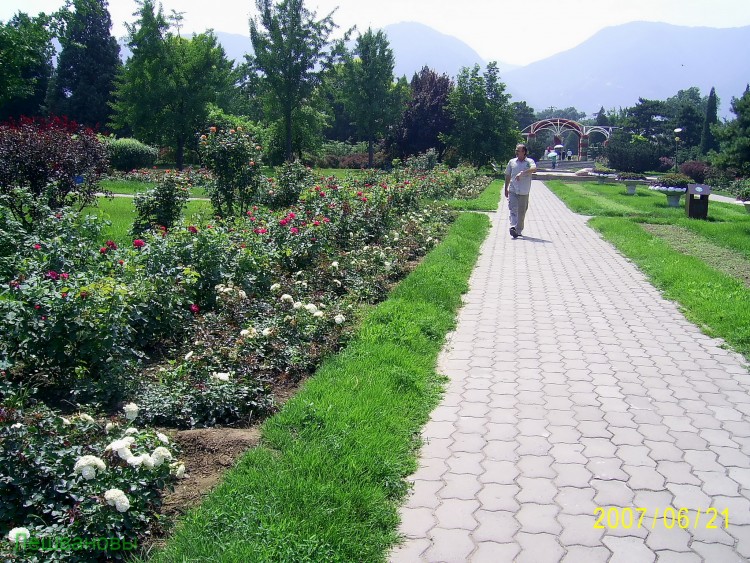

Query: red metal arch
(522, 119), (615, 160)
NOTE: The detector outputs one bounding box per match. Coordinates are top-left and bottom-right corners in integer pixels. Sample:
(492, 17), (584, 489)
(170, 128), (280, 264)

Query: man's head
(515, 144), (528, 159)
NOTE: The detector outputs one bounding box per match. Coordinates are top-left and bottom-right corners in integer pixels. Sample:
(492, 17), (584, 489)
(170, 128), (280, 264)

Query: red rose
(188, 226), (198, 233)
(100, 247), (108, 254)
(190, 304), (200, 314)
(133, 239), (146, 248)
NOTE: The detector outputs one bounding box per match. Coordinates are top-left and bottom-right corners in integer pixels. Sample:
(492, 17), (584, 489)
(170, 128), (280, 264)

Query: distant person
(567, 149), (573, 161)
(549, 150), (557, 169)
(504, 143), (537, 239)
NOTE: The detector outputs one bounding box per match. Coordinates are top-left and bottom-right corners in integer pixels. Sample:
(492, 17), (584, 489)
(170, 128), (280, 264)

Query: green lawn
(85, 197), (213, 242)
(101, 179), (209, 199)
(145, 212), (491, 562)
(547, 179), (750, 359)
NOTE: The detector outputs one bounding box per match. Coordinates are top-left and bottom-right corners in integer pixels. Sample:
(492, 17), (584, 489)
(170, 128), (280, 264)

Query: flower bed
(1, 158), (490, 553)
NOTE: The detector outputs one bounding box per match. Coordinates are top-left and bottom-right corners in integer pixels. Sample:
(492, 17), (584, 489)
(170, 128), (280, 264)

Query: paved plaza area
(391, 181), (750, 562)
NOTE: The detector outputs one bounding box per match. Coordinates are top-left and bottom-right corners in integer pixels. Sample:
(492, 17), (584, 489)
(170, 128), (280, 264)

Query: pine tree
(700, 87), (719, 155)
(46, 0), (120, 128)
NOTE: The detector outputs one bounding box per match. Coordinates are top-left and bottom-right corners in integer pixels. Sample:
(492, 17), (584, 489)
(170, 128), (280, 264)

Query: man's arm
(504, 172), (511, 198)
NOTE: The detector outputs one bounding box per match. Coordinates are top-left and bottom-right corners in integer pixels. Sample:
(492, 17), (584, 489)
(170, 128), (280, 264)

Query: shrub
(730, 178), (750, 201)
(654, 172), (692, 188)
(658, 157), (674, 173)
(605, 132), (659, 173)
(616, 172), (647, 181)
(198, 126), (264, 217)
(132, 171), (190, 235)
(107, 138), (158, 171)
(405, 148), (439, 171)
(259, 161), (315, 209)
(0, 387), (184, 561)
(679, 160), (710, 184)
(0, 116), (109, 230)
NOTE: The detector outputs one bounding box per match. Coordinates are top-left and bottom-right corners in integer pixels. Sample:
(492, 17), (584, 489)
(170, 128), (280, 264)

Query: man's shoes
(510, 227), (518, 239)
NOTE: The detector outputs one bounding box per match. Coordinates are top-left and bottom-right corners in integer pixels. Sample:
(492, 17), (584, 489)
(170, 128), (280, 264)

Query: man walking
(504, 143), (537, 239)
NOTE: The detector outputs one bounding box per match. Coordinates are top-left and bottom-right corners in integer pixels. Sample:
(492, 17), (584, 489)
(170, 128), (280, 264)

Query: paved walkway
(391, 180), (750, 562)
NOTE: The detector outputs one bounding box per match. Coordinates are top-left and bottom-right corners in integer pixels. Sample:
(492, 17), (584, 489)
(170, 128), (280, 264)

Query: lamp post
(673, 127), (683, 172)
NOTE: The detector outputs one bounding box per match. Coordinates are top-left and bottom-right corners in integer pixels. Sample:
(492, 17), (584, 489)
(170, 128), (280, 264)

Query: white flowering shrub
(0, 383), (181, 561)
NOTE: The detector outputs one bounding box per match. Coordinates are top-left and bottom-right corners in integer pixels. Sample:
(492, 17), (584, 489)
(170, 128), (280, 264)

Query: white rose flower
(332, 279), (341, 287)
(117, 448), (133, 461)
(157, 432), (169, 444)
(184, 351), (194, 361)
(123, 402), (139, 421)
(78, 413), (95, 423)
(105, 437), (135, 452)
(330, 261), (339, 270)
(8, 527), (30, 544)
(124, 427), (138, 435)
(127, 453), (152, 468)
(262, 327), (273, 337)
(313, 311), (324, 318)
(211, 372), (230, 382)
(280, 294), (293, 303)
(115, 495), (130, 512)
(240, 327), (258, 338)
(293, 301), (303, 309)
(238, 290), (247, 300)
(142, 455), (155, 469)
(304, 303), (318, 314)
(104, 488), (126, 504)
(334, 314), (345, 325)
(151, 447), (173, 467)
(105, 422), (117, 433)
(270, 283), (281, 292)
(10, 422), (23, 429)
(172, 463), (186, 478)
(73, 455), (106, 479)
(60, 417), (71, 426)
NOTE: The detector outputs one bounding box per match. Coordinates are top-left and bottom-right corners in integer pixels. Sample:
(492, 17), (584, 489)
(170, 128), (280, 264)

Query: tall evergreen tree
(713, 87), (750, 174)
(595, 106), (609, 126)
(700, 86), (720, 155)
(46, 0), (120, 128)
(0, 12), (55, 120)
(249, 0), (341, 162)
(342, 28), (403, 167)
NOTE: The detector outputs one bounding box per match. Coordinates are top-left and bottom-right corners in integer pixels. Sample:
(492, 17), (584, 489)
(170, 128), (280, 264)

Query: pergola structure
(522, 118), (616, 161)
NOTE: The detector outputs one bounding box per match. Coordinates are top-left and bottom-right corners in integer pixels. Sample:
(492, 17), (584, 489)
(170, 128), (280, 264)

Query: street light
(674, 127), (683, 171)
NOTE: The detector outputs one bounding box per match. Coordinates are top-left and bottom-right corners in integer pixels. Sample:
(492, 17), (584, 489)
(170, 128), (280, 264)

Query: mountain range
(123, 21), (748, 120)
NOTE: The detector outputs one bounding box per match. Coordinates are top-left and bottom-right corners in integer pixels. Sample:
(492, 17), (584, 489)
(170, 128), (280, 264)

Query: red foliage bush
(679, 160), (710, 184)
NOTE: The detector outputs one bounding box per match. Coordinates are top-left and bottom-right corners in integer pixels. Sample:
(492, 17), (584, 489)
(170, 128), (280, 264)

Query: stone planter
(744, 202), (750, 214)
(625, 182), (638, 195)
(666, 193), (683, 207)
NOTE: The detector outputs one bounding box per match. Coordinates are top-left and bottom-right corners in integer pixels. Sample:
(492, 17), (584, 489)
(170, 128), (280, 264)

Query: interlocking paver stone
(390, 181), (750, 562)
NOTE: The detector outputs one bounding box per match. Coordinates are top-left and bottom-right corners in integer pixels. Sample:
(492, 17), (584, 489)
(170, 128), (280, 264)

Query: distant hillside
(502, 21), (750, 119)
(381, 22), (517, 79)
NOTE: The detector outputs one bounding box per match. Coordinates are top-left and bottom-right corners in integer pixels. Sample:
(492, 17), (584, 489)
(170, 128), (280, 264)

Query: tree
(623, 98), (668, 138)
(46, 0), (121, 128)
(249, 0), (341, 162)
(440, 62), (517, 166)
(700, 87), (719, 155)
(512, 101), (536, 131)
(595, 106), (609, 126)
(713, 87), (750, 174)
(390, 66), (454, 159)
(110, 0), (234, 168)
(341, 28), (403, 167)
(0, 12), (55, 121)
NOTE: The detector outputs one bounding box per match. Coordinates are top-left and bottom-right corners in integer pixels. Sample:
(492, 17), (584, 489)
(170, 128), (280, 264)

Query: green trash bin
(686, 183), (711, 219)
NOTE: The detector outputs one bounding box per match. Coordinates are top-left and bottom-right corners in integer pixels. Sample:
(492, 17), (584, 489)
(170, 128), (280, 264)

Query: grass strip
(442, 178), (502, 211)
(147, 212), (491, 562)
(590, 217), (750, 359)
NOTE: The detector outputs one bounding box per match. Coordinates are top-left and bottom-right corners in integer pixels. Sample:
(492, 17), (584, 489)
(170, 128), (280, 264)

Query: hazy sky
(3, 0), (750, 66)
